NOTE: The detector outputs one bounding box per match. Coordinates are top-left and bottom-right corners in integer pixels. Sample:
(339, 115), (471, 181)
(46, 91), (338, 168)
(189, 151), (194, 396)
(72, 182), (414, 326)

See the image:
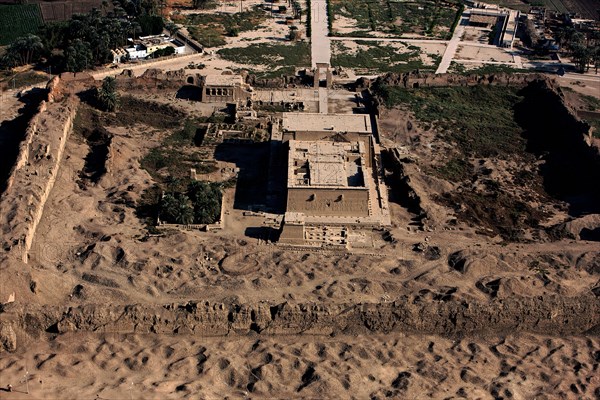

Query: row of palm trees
(555, 26), (600, 73)
(159, 180), (223, 225)
(1, 3), (167, 71)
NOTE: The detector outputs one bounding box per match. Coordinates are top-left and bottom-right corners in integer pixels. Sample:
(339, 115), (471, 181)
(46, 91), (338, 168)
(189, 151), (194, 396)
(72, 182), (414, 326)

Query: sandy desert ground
(1, 0), (600, 390)
(0, 332), (599, 399)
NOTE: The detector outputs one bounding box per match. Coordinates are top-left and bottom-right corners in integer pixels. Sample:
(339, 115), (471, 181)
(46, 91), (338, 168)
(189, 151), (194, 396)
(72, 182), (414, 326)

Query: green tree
(165, 22), (180, 38)
(593, 46), (600, 74)
(188, 181), (222, 224)
(572, 44), (591, 72)
(160, 193), (194, 224)
(64, 39), (93, 72)
(3, 34), (44, 67)
(149, 46), (176, 58)
(136, 15), (164, 35)
(96, 76), (120, 111)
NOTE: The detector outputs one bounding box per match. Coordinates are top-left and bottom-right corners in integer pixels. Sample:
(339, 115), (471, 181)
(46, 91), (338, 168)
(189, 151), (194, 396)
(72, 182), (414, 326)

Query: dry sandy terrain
(455, 45), (516, 63)
(1, 67), (599, 400)
(1, 332), (599, 399)
(3, 87), (593, 312)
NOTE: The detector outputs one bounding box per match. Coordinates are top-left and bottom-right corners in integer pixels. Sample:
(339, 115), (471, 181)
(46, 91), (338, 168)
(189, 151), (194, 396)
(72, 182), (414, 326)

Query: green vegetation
(96, 77), (119, 112)
(580, 94), (600, 111)
(1, 2), (164, 71)
(192, 0), (216, 9)
(188, 25), (226, 48)
(218, 42), (310, 74)
(448, 63), (529, 75)
(373, 84), (525, 157)
(555, 26), (600, 73)
(186, 7), (267, 47)
(577, 94), (600, 139)
(159, 181), (222, 225)
(331, 41), (429, 73)
(148, 46), (176, 59)
(1, 34), (44, 68)
(436, 157), (472, 182)
(141, 119), (217, 182)
(480, 0), (566, 13)
(329, 0), (461, 38)
(446, 3), (464, 40)
(467, 64), (530, 75)
(0, 71), (48, 90)
(306, 0), (311, 37)
(0, 5), (43, 46)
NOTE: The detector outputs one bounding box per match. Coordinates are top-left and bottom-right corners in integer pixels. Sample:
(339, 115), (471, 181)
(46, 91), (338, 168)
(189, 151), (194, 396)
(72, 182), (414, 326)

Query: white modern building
(112, 34), (186, 63)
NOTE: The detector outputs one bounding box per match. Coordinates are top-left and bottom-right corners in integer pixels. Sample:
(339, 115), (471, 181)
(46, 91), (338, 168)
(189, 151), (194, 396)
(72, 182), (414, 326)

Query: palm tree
(96, 76), (120, 111)
(166, 22), (180, 38)
(9, 34), (44, 66)
(160, 193), (193, 224)
(571, 44), (591, 72)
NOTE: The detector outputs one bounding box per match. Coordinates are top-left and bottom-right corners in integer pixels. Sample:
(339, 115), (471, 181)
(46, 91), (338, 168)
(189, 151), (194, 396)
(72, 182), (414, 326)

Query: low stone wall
(0, 76), (79, 264)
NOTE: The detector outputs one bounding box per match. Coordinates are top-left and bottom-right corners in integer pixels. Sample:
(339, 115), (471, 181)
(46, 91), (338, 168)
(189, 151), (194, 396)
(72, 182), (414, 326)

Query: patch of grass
(329, 0), (460, 39)
(186, 7), (267, 48)
(0, 71), (48, 90)
(436, 157), (472, 182)
(331, 41), (427, 73)
(467, 64), (531, 75)
(448, 61), (466, 74)
(374, 84), (526, 157)
(141, 147), (217, 183)
(580, 94), (600, 111)
(481, 0), (567, 13)
(106, 96), (186, 130)
(188, 25), (227, 48)
(166, 118), (208, 146)
(0, 4), (43, 45)
(217, 42), (310, 71)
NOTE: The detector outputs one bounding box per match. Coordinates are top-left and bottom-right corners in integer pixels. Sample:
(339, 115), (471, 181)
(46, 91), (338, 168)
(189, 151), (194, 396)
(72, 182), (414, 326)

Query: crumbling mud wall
(0, 76), (79, 263)
(112, 68), (311, 91)
(0, 294), (598, 352)
(115, 68), (189, 91)
(362, 71), (547, 91)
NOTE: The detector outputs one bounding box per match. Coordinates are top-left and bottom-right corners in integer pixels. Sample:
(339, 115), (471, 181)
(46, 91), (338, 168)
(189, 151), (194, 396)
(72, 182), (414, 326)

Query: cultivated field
(0, 4), (43, 45)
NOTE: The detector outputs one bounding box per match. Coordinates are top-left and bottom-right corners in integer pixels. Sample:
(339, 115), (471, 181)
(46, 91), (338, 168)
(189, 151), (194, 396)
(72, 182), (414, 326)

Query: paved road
(310, 0), (331, 68)
(318, 87), (328, 113)
(435, 13), (468, 74)
(557, 72), (600, 83)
